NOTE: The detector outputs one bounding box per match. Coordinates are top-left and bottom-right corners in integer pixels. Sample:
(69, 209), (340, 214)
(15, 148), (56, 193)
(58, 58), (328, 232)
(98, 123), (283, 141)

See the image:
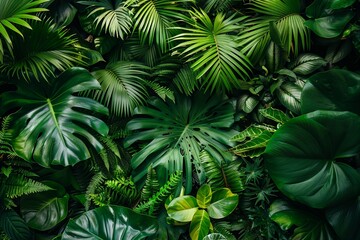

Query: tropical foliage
(0, 0), (359, 239)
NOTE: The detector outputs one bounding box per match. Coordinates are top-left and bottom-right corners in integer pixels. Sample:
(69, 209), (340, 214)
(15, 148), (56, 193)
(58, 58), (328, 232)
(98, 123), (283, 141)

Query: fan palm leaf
(78, 0), (132, 39)
(238, 0), (310, 64)
(84, 61), (150, 117)
(0, 18), (84, 81)
(0, 0), (48, 62)
(172, 9), (252, 92)
(127, 0), (194, 53)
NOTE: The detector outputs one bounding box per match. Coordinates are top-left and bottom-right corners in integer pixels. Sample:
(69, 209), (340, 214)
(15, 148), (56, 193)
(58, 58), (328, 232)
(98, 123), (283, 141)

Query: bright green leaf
(196, 184), (212, 209)
(207, 188), (238, 219)
(190, 210), (210, 240)
(167, 196), (199, 222)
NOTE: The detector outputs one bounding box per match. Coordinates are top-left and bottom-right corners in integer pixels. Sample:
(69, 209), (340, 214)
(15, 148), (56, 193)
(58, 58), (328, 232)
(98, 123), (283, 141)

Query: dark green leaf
(61, 206), (158, 240)
(276, 82), (302, 114)
(20, 181), (69, 231)
(304, 11), (355, 38)
(331, 0), (357, 9)
(190, 210), (210, 240)
(326, 196), (360, 240)
(259, 108), (290, 125)
(289, 54), (327, 75)
(0, 209), (32, 240)
(0, 67), (109, 167)
(301, 69), (360, 115)
(207, 188), (238, 219)
(238, 94), (259, 113)
(167, 196), (199, 222)
(270, 199), (337, 239)
(265, 110), (360, 208)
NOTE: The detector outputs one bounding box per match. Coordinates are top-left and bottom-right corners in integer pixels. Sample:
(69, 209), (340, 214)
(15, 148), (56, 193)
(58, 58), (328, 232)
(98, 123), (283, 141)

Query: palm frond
(172, 64), (198, 96)
(135, 170), (182, 216)
(239, 0), (311, 64)
(0, 0), (48, 62)
(128, 0), (194, 53)
(172, 9), (252, 92)
(200, 150), (244, 193)
(145, 81), (175, 102)
(78, 0), (132, 39)
(203, 0), (234, 13)
(0, 17), (84, 81)
(84, 61), (150, 117)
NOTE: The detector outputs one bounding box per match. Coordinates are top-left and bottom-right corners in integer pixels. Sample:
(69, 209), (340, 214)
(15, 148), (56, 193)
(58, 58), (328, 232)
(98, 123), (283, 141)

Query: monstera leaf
(61, 206), (158, 240)
(269, 199), (337, 240)
(0, 67), (109, 167)
(124, 92), (236, 193)
(264, 110), (360, 209)
(301, 69), (360, 115)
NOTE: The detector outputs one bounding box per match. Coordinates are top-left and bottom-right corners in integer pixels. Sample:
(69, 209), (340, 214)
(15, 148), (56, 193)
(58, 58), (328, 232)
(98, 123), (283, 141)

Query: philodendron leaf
(325, 196), (360, 240)
(196, 184), (212, 209)
(207, 188), (238, 219)
(304, 11), (355, 38)
(190, 210), (210, 240)
(265, 110), (360, 209)
(167, 196), (199, 222)
(269, 199), (337, 240)
(289, 54), (327, 75)
(62, 206), (158, 240)
(0, 209), (32, 240)
(20, 181), (69, 231)
(0, 67), (109, 167)
(276, 82), (302, 114)
(301, 69), (360, 115)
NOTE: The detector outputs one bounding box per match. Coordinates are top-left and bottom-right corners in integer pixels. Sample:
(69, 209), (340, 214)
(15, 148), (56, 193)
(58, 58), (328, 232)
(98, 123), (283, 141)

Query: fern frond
(85, 172), (106, 210)
(213, 223), (237, 240)
(140, 166), (160, 202)
(2, 174), (51, 199)
(105, 175), (139, 203)
(0, 116), (15, 155)
(135, 171), (182, 216)
(200, 150), (244, 193)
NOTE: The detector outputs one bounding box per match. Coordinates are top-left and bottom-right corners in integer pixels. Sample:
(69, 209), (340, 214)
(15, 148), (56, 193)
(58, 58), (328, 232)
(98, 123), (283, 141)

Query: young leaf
(196, 184), (212, 209)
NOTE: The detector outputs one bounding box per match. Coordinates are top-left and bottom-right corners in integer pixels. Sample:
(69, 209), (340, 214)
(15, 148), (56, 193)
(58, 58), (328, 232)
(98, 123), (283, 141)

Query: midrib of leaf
(46, 98), (65, 144)
(174, 124), (189, 147)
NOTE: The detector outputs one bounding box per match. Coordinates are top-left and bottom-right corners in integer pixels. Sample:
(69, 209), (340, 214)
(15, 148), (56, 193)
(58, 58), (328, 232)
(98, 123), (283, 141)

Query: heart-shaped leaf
(207, 188), (238, 219)
(265, 110), (360, 208)
(325, 196), (360, 240)
(196, 184), (212, 209)
(61, 206), (158, 240)
(0, 67), (109, 167)
(301, 69), (360, 115)
(270, 199), (337, 239)
(276, 82), (302, 114)
(190, 209), (210, 240)
(20, 181), (69, 231)
(167, 196), (199, 222)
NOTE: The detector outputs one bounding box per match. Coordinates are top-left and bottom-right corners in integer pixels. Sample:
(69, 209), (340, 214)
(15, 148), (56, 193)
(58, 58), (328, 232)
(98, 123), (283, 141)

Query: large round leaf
(269, 199), (337, 239)
(207, 188), (238, 219)
(326, 196), (360, 240)
(167, 196), (199, 222)
(61, 206), (158, 240)
(264, 110), (360, 208)
(20, 181), (69, 231)
(0, 67), (109, 167)
(301, 69), (360, 115)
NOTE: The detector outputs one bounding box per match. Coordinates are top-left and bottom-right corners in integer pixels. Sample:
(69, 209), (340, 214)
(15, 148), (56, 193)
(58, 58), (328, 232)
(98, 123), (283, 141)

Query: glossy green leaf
(20, 181), (69, 231)
(62, 206), (158, 240)
(0, 209), (32, 240)
(124, 92), (236, 193)
(167, 196), (199, 222)
(301, 69), (360, 115)
(289, 54), (327, 75)
(270, 199), (337, 239)
(207, 188), (238, 219)
(0, 67), (109, 167)
(306, 0), (333, 18)
(190, 210), (210, 240)
(276, 82), (302, 114)
(265, 110), (360, 208)
(238, 94), (259, 113)
(196, 184), (212, 209)
(304, 11), (355, 38)
(44, 0), (77, 27)
(259, 108), (290, 125)
(330, 0), (357, 9)
(326, 196), (360, 240)
(202, 233), (227, 240)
